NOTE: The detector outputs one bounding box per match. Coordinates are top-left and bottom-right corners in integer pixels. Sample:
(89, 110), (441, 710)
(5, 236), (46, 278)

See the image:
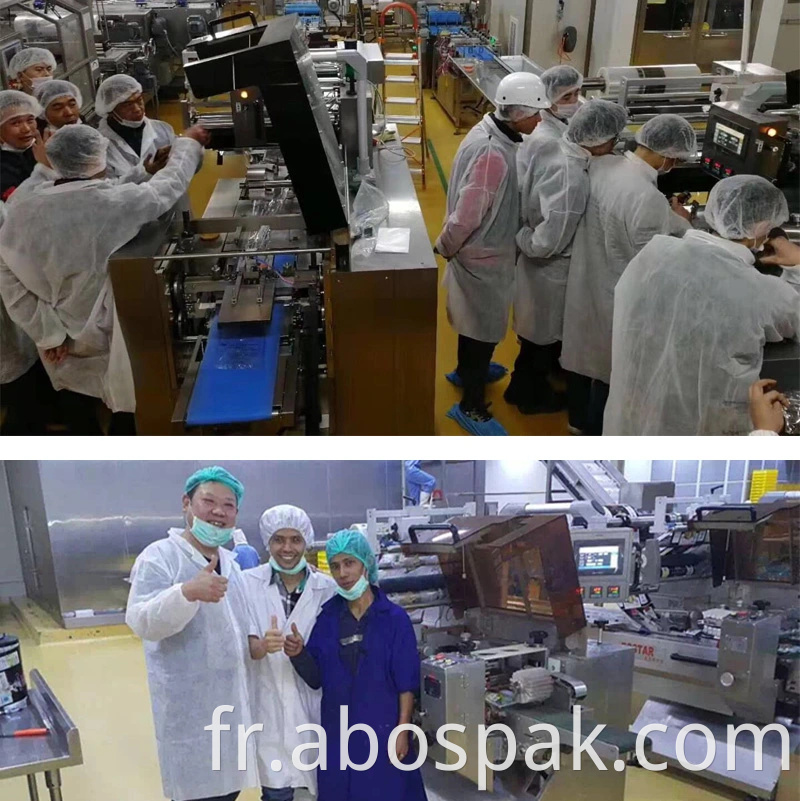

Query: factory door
(632, 0), (763, 71)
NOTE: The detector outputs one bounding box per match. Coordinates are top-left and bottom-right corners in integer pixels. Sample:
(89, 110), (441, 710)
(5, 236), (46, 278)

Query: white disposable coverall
(0, 137), (202, 412)
(532, 109), (567, 142)
(7, 163), (148, 208)
(561, 151), (691, 382)
(126, 530), (259, 801)
(243, 563), (336, 794)
(0, 204), (38, 384)
(98, 116), (175, 180)
(604, 230), (800, 435)
(437, 114), (521, 343)
(514, 137), (590, 345)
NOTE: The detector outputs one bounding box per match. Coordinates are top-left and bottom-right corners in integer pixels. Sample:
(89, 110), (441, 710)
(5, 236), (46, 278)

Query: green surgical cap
(184, 466), (244, 506)
(326, 529), (379, 584)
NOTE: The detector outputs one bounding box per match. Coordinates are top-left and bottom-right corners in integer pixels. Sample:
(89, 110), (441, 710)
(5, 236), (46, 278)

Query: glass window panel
(652, 460), (674, 481)
(728, 482), (744, 502)
(644, 0), (696, 32)
(728, 461), (746, 480)
(705, 0), (744, 30)
(700, 461), (727, 482)
(676, 461), (699, 483)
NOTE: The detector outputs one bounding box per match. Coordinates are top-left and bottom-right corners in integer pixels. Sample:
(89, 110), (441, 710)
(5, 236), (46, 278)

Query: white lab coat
(126, 530), (259, 801)
(514, 137), (590, 345)
(437, 114), (521, 343)
(243, 564), (337, 794)
(604, 230), (800, 436)
(0, 137), (202, 412)
(560, 151), (691, 383)
(98, 116), (175, 180)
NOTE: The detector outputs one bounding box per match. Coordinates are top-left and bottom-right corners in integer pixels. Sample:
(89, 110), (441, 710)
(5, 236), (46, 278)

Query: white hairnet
(34, 79), (82, 114)
(95, 74), (142, 117)
(635, 113), (697, 159)
(704, 175), (789, 241)
(541, 65), (583, 104)
(566, 99), (628, 147)
(259, 504), (314, 547)
(0, 90), (41, 128)
(45, 125), (108, 179)
(7, 48), (56, 80)
(496, 104), (540, 123)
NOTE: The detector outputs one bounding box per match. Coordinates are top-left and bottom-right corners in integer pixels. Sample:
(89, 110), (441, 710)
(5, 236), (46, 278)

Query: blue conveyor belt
(185, 255), (295, 427)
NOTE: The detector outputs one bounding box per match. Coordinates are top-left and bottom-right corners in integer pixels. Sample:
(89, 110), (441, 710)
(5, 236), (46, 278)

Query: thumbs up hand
(181, 554), (229, 603)
(284, 622), (304, 658)
(263, 615), (286, 654)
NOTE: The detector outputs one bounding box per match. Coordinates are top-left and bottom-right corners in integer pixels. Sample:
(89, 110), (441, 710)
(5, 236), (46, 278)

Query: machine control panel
(701, 102), (789, 183)
(572, 529), (636, 602)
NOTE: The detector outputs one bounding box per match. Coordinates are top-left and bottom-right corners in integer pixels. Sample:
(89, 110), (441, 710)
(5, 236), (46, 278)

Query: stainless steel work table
(0, 671), (82, 801)
(351, 127), (437, 273)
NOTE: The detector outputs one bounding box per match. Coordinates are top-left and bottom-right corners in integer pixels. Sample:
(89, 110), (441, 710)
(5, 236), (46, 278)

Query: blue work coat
(306, 588), (428, 801)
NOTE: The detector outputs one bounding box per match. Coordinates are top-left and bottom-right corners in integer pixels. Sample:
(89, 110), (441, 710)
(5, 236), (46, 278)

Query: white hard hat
(494, 72), (550, 110)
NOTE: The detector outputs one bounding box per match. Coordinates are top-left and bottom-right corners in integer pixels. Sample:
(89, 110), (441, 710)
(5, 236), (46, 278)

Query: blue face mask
(336, 574), (370, 602)
(191, 516), (234, 547)
(269, 555), (308, 575)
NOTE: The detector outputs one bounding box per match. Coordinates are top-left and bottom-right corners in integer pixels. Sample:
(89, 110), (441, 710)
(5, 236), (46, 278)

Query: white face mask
(113, 114), (145, 129)
(30, 76), (52, 90)
(48, 117), (81, 134)
(658, 156), (674, 175)
(0, 141), (32, 153)
(558, 102), (580, 119)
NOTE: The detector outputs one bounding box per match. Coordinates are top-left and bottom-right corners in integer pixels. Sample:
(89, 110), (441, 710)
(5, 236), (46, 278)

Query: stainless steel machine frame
(0, 0), (99, 108)
(0, 670), (83, 801)
(109, 15), (437, 435)
(408, 513), (641, 801)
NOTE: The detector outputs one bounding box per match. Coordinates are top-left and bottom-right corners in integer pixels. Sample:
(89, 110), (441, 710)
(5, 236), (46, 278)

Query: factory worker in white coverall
(436, 71), (551, 436)
(507, 99), (629, 417)
(529, 64), (584, 144)
(244, 504), (337, 801)
(560, 113), (697, 434)
(96, 74), (176, 181)
(605, 175), (800, 436)
(126, 466), (259, 801)
(0, 124), (208, 434)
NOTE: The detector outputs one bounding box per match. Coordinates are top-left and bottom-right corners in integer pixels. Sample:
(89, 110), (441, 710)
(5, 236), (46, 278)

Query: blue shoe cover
(445, 362), (508, 388)
(446, 403), (509, 436)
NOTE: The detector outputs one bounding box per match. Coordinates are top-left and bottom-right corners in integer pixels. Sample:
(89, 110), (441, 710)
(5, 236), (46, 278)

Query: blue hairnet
(184, 466), (244, 506)
(233, 544), (261, 570)
(326, 529), (378, 584)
